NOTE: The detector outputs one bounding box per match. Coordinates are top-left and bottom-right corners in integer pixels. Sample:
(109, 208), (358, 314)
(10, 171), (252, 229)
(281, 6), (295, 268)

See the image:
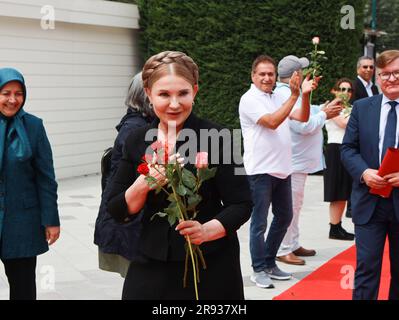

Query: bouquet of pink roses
(138, 141), (217, 300)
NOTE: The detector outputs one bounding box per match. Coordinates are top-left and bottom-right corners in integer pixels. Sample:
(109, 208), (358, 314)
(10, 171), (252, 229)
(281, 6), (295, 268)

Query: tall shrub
(137, 0), (365, 129)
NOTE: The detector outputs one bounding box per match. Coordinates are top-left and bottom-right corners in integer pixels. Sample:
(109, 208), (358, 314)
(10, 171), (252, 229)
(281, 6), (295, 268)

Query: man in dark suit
(351, 56), (379, 103)
(346, 57), (380, 218)
(341, 50), (399, 300)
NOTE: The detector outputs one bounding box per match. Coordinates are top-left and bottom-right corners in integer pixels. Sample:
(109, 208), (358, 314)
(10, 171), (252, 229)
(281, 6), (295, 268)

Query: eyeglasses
(362, 65), (374, 70)
(378, 70), (399, 81)
(338, 87), (352, 93)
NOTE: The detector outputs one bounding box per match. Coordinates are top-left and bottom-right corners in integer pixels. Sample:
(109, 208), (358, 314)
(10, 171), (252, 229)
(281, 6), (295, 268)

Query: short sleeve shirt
(239, 84), (292, 178)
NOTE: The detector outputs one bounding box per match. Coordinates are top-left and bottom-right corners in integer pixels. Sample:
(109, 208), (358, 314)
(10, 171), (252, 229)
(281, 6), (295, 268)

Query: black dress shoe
(329, 222), (354, 240)
(345, 209), (352, 218)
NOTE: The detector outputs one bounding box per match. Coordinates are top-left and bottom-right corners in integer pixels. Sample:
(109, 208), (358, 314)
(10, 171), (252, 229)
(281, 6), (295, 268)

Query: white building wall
(0, 0), (140, 179)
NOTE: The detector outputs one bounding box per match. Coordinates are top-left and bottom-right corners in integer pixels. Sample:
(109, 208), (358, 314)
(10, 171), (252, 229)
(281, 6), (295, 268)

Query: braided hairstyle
(142, 51), (199, 89)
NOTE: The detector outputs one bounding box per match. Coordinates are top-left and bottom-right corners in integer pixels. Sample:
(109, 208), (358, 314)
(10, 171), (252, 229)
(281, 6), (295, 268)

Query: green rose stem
(309, 43), (318, 105)
(171, 184), (200, 301)
(148, 160), (207, 300)
(309, 69), (316, 105)
(148, 166), (171, 195)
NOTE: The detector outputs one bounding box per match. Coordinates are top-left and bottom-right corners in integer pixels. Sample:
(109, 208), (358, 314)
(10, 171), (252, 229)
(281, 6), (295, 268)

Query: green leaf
(144, 176), (158, 190)
(166, 164), (175, 179)
(168, 214), (177, 226)
(167, 193), (177, 202)
(155, 185), (162, 194)
(198, 167), (217, 182)
(187, 194), (202, 210)
(171, 169), (180, 186)
(182, 168), (197, 189)
(165, 202), (180, 226)
(176, 183), (187, 196)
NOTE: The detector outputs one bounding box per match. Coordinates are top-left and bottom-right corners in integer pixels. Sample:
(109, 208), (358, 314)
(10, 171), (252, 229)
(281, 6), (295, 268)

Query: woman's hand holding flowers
(176, 220), (208, 245)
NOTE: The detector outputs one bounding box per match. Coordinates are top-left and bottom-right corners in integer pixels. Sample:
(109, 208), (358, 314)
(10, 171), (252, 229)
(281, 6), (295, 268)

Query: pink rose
(195, 152), (208, 169)
(312, 37), (320, 45)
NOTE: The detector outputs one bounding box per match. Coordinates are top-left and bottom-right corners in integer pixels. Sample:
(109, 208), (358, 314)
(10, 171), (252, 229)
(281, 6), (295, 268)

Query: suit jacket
(351, 77), (379, 103)
(341, 95), (399, 225)
(107, 113), (252, 262)
(0, 112), (59, 259)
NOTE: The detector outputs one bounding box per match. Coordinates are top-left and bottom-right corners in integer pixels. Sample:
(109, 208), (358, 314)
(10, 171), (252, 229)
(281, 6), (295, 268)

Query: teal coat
(0, 112), (60, 259)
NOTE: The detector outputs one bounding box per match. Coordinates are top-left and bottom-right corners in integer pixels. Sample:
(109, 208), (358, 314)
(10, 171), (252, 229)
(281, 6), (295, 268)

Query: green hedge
(137, 0), (365, 129)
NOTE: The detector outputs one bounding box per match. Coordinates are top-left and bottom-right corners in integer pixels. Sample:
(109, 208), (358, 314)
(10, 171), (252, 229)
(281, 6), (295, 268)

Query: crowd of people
(1, 48), (398, 301)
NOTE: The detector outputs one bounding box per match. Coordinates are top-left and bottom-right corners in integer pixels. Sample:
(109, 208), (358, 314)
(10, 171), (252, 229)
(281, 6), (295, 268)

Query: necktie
(381, 101), (398, 161)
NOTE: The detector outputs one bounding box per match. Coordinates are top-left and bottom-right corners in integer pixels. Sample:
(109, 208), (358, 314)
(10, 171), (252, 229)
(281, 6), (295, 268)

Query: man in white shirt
(341, 49), (399, 300)
(274, 56), (342, 266)
(239, 55), (319, 288)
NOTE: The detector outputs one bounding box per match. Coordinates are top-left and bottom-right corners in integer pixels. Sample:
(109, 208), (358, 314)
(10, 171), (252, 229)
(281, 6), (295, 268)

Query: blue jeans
(248, 174), (293, 272)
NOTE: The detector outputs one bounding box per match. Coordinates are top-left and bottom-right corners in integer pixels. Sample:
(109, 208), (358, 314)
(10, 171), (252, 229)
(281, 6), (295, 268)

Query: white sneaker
(250, 271), (275, 288)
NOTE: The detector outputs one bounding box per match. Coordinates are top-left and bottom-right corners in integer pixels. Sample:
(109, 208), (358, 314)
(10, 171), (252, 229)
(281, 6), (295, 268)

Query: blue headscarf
(0, 68), (32, 172)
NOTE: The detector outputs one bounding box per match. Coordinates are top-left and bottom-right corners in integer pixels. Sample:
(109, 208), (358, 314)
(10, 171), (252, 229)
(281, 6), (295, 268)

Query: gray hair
(357, 56), (374, 69)
(124, 72), (154, 118)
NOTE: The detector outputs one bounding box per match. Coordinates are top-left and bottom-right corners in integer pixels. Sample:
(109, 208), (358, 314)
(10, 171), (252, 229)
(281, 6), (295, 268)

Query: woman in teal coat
(0, 67), (60, 300)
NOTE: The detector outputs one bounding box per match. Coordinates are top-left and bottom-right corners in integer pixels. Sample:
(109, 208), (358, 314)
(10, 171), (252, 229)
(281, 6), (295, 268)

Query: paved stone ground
(0, 174), (355, 300)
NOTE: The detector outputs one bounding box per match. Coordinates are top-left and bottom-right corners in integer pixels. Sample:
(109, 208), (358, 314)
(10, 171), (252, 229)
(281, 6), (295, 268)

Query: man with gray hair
(351, 56), (379, 103)
(347, 56), (380, 218)
(274, 55), (342, 265)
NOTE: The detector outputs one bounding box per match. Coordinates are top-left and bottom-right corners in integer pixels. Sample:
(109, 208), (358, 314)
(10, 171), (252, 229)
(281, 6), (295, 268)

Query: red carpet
(274, 243), (390, 300)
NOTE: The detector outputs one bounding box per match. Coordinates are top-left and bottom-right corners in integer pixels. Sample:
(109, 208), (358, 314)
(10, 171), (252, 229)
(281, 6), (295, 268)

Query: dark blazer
(107, 113), (252, 262)
(94, 109), (151, 261)
(341, 95), (399, 225)
(0, 113), (59, 259)
(351, 77), (379, 103)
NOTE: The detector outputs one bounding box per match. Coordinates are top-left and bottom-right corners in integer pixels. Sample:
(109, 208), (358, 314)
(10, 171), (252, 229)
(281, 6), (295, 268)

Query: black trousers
(1, 257), (37, 300)
(353, 197), (399, 300)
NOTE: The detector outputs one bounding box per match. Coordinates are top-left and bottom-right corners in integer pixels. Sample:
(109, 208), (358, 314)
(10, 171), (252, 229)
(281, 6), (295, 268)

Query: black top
(107, 113), (252, 262)
(94, 109), (152, 261)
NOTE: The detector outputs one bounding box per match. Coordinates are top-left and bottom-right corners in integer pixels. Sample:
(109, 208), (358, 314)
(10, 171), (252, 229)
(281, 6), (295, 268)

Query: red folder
(370, 147), (399, 198)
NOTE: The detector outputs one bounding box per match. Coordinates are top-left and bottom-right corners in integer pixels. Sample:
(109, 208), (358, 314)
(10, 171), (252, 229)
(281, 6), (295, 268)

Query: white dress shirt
(358, 75), (376, 97)
(378, 95), (399, 162)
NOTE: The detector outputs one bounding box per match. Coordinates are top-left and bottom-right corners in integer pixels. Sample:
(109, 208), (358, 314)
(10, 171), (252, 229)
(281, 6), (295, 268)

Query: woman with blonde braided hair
(107, 51), (252, 300)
